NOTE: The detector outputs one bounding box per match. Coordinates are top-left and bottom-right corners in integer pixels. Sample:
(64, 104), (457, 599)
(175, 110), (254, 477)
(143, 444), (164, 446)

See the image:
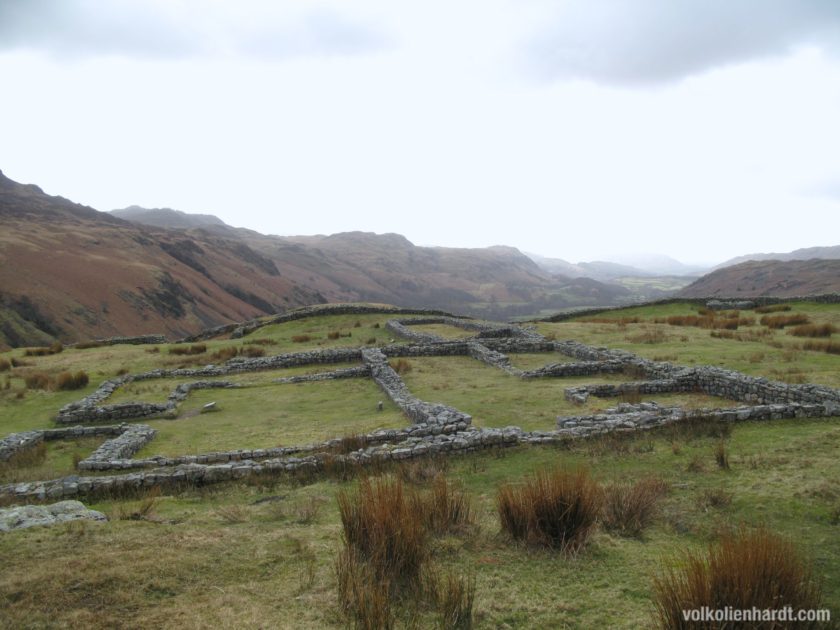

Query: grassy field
(1, 418), (838, 628)
(538, 300), (840, 387)
(406, 323), (477, 340)
(134, 379), (405, 457)
(0, 302), (839, 628)
(400, 356), (735, 432)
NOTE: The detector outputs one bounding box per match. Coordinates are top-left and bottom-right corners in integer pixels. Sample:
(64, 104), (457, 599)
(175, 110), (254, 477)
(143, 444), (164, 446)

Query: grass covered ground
(401, 356), (735, 432)
(134, 379), (405, 457)
(1, 303), (839, 627)
(1, 418), (838, 628)
(538, 300), (840, 387)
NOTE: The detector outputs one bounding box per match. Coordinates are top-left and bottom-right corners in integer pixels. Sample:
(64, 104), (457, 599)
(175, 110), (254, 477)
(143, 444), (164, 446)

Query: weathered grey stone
(0, 500), (107, 532)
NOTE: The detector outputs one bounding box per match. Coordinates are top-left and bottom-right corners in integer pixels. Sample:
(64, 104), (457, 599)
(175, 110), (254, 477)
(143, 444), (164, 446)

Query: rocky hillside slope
(0, 170), (629, 347)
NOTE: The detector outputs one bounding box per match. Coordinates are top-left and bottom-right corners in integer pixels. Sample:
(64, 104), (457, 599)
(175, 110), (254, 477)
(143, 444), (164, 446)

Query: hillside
(110, 206), (228, 230)
(0, 170), (630, 347)
(715, 245), (840, 269)
(0, 170), (325, 347)
(679, 259), (840, 297)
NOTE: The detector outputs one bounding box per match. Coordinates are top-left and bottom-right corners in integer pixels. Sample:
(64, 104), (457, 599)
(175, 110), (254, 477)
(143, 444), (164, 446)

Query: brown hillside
(679, 259), (840, 298)
(0, 170), (323, 347)
(0, 170), (630, 346)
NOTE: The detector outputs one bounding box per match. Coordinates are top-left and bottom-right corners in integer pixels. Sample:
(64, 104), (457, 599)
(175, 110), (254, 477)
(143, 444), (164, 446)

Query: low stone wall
(168, 381), (239, 405)
(98, 335), (167, 346)
(71, 420), (469, 471)
(77, 424), (157, 470)
(274, 366), (371, 384)
(385, 320), (447, 343)
(706, 300), (755, 310)
(0, 427), (521, 502)
(363, 348), (472, 426)
(381, 342), (470, 358)
(562, 366), (840, 409)
(467, 342), (522, 376)
(1, 425), (141, 462)
(522, 360), (629, 379)
(0, 431), (44, 462)
(556, 401), (830, 436)
(385, 316), (538, 345)
(57, 401), (170, 425)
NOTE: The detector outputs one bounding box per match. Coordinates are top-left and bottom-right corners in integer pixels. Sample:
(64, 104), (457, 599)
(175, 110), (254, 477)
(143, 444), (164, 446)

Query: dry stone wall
(5, 310), (840, 502)
(363, 348), (472, 426)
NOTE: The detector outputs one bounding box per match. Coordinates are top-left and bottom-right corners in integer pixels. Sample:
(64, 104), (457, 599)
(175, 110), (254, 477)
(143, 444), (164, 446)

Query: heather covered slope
(0, 170), (324, 348)
(0, 171), (632, 346)
(679, 259), (840, 298)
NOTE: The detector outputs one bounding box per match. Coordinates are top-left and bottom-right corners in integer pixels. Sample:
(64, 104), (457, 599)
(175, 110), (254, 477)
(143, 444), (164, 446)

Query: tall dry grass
(652, 528), (823, 629)
(497, 467), (601, 552)
(601, 476), (668, 537)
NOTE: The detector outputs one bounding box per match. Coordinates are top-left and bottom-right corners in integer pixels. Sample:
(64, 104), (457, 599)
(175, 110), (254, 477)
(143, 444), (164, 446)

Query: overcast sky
(1, 0), (839, 265)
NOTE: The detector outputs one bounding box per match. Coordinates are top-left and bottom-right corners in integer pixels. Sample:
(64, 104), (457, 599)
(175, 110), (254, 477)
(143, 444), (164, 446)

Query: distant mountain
(714, 245), (840, 270)
(527, 252), (706, 280)
(111, 206), (228, 229)
(679, 259), (840, 298)
(0, 170), (633, 347)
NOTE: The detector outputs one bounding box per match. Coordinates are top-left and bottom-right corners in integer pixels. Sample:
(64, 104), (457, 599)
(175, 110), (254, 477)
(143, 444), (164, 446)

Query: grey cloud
(0, 0), (388, 60)
(526, 0), (840, 85)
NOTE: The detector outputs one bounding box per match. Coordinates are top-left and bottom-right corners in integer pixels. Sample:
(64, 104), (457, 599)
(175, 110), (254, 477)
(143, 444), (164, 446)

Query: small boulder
(0, 500), (107, 533)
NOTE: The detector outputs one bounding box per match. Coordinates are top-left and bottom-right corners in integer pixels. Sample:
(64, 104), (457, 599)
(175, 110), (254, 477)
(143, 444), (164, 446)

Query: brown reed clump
(651, 528), (823, 629)
(497, 467), (601, 552)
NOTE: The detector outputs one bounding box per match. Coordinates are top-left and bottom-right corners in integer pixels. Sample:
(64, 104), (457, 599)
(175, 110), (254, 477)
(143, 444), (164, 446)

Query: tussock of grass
(760, 313), (810, 329)
(390, 358), (413, 374)
(432, 571), (476, 630)
(788, 323), (838, 338)
(714, 439), (730, 470)
(336, 548), (394, 629)
(168, 343), (206, 356)
(652, 528), (823, 629)
(754, 303), (792, 313)
(55, 370), (89, 391)
(497, 467), (601, 552)
(802, 340), (840, 355)
(338, 476), (428, 583)
(601, 476), (668, 537)
(420, 474), (474, 535)
(23, 342), (63, 357)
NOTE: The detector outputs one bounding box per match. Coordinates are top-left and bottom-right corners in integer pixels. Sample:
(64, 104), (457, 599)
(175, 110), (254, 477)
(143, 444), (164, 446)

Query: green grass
(134, 379), (405, 457)
(107, 364), (364, 405)
(405, 323), (477, 340)
(400, 357), (735, 432)
(241, 314), (401, 353)
(2, 305), (840, 627)
(1, 418), (838, 628)
(0, 437), (102, 484)
(507, 352), (576, 370)
(538, 301), (840, 387)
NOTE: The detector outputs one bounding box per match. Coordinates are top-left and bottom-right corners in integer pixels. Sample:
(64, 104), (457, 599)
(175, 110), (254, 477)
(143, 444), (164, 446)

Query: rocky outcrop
(0, 501), (107, 532)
